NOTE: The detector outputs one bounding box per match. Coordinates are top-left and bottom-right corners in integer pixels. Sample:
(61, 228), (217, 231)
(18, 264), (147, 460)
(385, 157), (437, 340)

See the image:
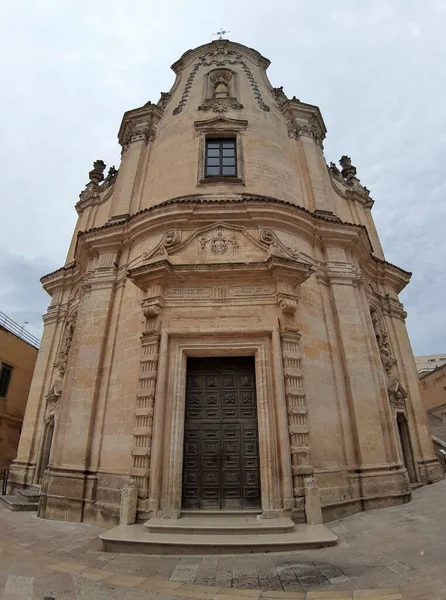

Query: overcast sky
(0, 1), (445, 355)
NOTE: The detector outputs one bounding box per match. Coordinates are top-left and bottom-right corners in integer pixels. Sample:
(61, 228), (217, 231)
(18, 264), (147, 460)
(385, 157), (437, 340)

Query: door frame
(148, 329), (294, 517)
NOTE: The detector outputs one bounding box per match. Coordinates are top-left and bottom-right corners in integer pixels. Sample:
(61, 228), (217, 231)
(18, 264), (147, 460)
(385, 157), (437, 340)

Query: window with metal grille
(205, 138), (237, 177)
(0, 362), (12, 398)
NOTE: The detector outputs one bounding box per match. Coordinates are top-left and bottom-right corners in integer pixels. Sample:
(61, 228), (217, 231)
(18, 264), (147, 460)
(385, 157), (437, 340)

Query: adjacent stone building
(9, 39), (442, 527)
(0, 313), (39, 473)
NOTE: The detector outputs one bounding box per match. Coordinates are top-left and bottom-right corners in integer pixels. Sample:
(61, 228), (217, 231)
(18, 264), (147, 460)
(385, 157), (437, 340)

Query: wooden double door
(182, 357), (261, 509)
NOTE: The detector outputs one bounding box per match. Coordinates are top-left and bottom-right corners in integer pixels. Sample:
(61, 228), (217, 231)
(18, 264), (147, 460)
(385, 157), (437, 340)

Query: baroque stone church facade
(9, 40), (442, 526)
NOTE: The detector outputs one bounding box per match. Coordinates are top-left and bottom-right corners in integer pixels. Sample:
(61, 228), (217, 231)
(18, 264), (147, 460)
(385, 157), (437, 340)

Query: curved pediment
(143, 222), (268, 265)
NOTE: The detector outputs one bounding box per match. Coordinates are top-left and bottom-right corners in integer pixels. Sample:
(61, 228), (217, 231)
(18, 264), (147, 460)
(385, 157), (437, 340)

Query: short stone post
(304, 477), (323, 525)
(120, 479), (138, 525)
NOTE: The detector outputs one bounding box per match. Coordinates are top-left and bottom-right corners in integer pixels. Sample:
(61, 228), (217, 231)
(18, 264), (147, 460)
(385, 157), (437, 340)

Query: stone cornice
(171, 39), (271, 74)
(127, 256), (314, 292)
(43, 194), (412, 295)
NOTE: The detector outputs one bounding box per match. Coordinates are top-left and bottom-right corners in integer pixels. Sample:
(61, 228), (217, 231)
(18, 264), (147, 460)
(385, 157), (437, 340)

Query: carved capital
(122, 123), (156, 149)
(141, 295), (164, 334)
(277, 292), (298, 315)
(287, 120), (324, 149)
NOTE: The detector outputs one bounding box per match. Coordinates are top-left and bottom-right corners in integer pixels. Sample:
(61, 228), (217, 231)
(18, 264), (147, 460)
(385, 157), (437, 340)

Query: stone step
(100, 523), (338, 555)
(144, 516), (295, 535)
(17, 489), (41, 502)
(181, 509), (262, 519)
(0, 495), (39, 511)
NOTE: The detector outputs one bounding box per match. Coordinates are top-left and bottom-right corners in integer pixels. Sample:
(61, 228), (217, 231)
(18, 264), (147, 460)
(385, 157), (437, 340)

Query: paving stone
(103, 573), (147, 588)
(260, 592), (306, 599)
(79, 567), (114, 581)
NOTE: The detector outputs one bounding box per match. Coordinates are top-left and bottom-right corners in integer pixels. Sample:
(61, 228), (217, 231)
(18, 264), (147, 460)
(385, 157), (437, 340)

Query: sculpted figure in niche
(209, 69), (232, 99)
(370, 306), (395, 373)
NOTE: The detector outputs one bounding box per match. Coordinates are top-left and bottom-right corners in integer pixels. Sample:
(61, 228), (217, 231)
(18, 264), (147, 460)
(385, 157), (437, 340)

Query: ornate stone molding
(143, 230), (182, 261)
(387, 377), (408, 410)
(198, 99), (243, 113)
(44, 379), (62, 421)
(272, 86), (287, 105)
(280, 330), (313, 501)
(277, 293), (298, 315)
(197, 227), (240, 256)
(121, 123), (156, 150)
(173, 56), (269, 115)
(157, 92), (171, 110)
(173, 62), (202, 114)
(370, 305), (397, 374)
(239, 61), (269, 111)
(259, 229), (302, 261)
(130, 331), (160, 499)
(56, 310), (77, 378)
(287, 120), (324, 149)
(117, 104), (163, 151)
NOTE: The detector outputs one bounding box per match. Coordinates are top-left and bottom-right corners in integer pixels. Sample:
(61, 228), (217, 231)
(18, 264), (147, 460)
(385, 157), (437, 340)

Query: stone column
(280, 329), (314, 512)
(130, 288), (164, 515)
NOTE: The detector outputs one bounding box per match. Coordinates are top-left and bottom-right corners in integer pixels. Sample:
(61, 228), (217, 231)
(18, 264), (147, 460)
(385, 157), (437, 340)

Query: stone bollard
(120, 478), (138, 525)
(304, 476), (323, 525)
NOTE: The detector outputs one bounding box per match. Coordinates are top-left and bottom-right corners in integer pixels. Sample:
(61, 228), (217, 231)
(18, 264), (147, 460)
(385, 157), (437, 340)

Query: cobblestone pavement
(1, 481), (446, 599)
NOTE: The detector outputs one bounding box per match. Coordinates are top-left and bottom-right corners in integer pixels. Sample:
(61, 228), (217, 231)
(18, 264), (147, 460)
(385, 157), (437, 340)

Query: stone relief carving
(173, 50), (269, 114)
(198, 100), (243, 113)
(141, 295), (164, 334)
(387, 377), (408, 409)
(173, 62), (202, 115)
(327, 155), (372, 199)
(239, 61), (270, 112)
(210, 68), (231, 98)
(44, 379), (62, 420)
(79, 159), (106, 201)
(78, 160), (117, 199)
(328, 161), (343, 182)
(272, 86), (288, 105)
(259, 229), (301, 260)
(57, 311), (78, 377)
(370, 305), (397, 374)
(287, 121), (324, 149)
(122, 123), (156, 150)
(198, 228), (240, 255)
(157, 92), (171, 110)
(102, 165), (118, 188)
(277, 293), (298, 315)
(142, 230), (182, 261)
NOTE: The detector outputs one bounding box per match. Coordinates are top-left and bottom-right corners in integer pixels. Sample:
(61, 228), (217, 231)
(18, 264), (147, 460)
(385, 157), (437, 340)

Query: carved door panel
(182, 357), (261, 509)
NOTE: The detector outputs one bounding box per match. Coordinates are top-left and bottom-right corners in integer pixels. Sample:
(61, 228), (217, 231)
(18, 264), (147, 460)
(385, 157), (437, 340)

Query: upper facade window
(0, 362), (13, 399)
(205, 139), (237, 177)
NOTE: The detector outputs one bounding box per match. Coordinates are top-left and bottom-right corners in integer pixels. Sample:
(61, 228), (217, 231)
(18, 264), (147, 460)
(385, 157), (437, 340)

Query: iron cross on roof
(213, 29), (230, 40)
